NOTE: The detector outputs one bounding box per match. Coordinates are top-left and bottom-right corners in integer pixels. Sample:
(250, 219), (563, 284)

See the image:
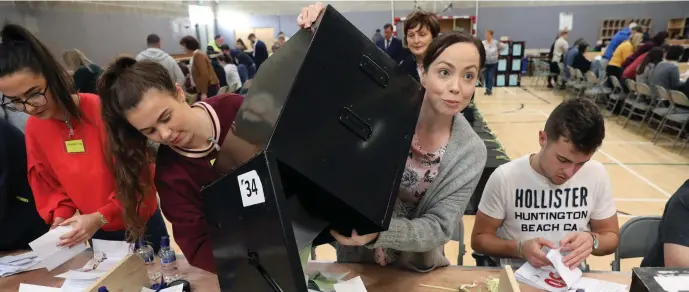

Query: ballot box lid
(213, 4), (423, 234)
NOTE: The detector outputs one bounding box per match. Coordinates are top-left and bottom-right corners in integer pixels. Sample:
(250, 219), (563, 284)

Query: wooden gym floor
(163, 78), (689, 272)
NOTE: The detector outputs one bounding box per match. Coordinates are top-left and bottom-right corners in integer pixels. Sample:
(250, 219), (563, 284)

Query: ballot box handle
(339, 107), (372, 141)
(359, 54), (389, 88)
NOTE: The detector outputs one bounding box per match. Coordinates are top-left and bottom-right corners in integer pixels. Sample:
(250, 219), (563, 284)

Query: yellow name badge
(210, 158), (216, 166)
(65, 139), (86, 153)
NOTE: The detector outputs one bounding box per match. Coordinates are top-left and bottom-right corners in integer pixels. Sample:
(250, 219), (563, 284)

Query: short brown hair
(486, 30), (494, 36)
(544, 99), (605, 154)
(179, 35), (200, 51)
(403, 10), (440, 43)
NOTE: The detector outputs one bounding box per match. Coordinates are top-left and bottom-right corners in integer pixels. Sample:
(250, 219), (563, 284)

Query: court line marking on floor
(537, 110), (672, 198)
(503, 88), (517, 96)
(614, 198), (668, 202)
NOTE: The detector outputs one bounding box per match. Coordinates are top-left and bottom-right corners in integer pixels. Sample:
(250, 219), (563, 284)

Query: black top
(0, 119), (49, 250)
(641, 179), (689, 267)
(399, 49), (421, 82)
(73, 64), (103, 94)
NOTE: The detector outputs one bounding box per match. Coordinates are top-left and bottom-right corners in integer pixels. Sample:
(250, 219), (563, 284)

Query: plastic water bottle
(136, 238), (161, 283)
(159, 236), (181, 283)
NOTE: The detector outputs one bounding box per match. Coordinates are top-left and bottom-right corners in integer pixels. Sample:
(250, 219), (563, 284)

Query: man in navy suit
(249, 33), (269, 70)
(376, 23), (403, 64)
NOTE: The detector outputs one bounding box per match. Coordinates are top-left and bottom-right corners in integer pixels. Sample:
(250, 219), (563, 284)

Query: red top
(622, 52), (648, 80)
(155, 93), (244, 273)
(25, 93), (157, 231)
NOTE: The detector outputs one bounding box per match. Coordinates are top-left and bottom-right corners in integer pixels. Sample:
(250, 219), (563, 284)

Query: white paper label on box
(237, 170), (265, 207)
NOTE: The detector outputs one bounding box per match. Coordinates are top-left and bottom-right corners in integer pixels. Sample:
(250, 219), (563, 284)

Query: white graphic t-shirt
(478, 154), (616, 266)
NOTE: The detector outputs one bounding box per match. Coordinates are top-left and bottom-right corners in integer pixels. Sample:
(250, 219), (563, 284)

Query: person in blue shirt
(564, 39), (586, 79)
(602, 23), (636, 65)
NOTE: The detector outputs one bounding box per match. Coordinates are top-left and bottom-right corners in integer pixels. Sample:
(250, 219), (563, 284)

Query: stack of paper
(0, 252), (44, 277)
(515, 249), (627, 292)
(57, 239), (132, 292)
(29, 226), (88, 271)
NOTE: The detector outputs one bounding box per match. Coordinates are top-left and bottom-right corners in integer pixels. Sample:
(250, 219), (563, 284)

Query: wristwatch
(589, 232), (599, 251)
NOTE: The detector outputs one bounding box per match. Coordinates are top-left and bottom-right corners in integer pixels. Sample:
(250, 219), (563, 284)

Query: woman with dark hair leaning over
(0, 23), (168, 250)
(298, 3), (487, 272)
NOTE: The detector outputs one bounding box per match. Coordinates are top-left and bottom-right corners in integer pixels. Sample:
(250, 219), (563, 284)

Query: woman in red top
(98, 57), (243, 273)
(0, 24), (167, 250)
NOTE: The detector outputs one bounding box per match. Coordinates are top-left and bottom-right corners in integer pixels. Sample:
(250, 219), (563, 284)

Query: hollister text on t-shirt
(478, 155), (617, 266)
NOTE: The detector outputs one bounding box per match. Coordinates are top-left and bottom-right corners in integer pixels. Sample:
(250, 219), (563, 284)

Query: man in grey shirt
(649, 45), (685, 95)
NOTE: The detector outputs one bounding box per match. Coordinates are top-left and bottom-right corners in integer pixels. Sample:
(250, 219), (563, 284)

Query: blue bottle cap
(98, 286), (109, 292)
(160, 236), (170, 247)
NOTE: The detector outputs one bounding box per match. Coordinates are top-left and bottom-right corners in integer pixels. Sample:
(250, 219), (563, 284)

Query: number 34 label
(237, 170), (265, 207)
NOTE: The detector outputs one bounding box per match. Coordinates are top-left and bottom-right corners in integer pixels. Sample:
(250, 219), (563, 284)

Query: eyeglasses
(0, 86), (48, 112)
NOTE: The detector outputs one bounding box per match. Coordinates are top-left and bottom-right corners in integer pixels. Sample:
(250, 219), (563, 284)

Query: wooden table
(0, 251), (631, 292)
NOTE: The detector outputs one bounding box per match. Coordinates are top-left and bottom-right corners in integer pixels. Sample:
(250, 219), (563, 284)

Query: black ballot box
(630, 267), (689, 292)
(200, 4), (423, 292)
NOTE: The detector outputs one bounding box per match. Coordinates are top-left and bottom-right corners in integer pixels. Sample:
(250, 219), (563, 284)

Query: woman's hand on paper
(521, 237), (556, 268)
(297, 2), (325, 30)
(57, 212), (105, 248)
(559, 232), (594, 269)
(330, 229), (379, 246)
(50, 217), (65, 230)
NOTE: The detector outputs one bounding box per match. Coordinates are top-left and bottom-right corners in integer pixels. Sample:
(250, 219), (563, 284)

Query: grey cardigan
(335, 113), (487, 272)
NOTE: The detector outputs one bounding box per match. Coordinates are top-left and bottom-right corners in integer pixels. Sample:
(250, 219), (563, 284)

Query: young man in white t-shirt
(471, 98), (619, 269)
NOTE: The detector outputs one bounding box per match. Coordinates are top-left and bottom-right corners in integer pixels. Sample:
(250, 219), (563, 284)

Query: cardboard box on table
(199, 4), (423, 292)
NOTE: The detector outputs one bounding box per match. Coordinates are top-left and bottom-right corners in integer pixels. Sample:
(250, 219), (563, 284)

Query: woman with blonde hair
(62, 49), (102, 94)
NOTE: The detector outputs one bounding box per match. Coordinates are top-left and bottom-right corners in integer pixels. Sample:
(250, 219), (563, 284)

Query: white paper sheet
(58, 239), (133, 291)
(546, 249), (582, 287)
(559, 12), (573, 31)
(334, 276), (367, 292)
(654, 275), (689, 292)
(141, 285), (184, 292)
(0, 251), (44, 277)
(29, 226), (88, 271)
(568, 277), (627, 292)
(18, 283), (62, 292)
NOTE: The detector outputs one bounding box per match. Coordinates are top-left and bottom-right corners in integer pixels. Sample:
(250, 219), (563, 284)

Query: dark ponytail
(637, 47), (664, 76)
(98, 56), (176, 242)
(0, 23), (82, 120)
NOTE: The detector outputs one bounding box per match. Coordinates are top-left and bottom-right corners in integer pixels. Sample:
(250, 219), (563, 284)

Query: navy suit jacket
(253, 40), (269, 70)
(376, 37), (404, 64)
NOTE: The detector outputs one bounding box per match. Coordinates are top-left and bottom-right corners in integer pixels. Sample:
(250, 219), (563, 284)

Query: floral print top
(399, 136), (447, 217)
(374, 135), (447, 266)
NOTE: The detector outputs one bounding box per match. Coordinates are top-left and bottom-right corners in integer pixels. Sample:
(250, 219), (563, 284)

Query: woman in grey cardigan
(299, 4), (488, 272)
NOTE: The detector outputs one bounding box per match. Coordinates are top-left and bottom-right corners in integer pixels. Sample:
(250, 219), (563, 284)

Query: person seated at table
(0, 118), (49, 250)
(635, 47), (665, 86)
(0, 23), (167, 251)
(621, 31), (669, 69)
(298, 3), (487, 272)
(570, 42), (591, 74)
(564, 38), (586, 78)
(649, 45), (685, 96)
(641, 179), (689, 267)
(97, 57), (244, 273)
(471, 98), (619, 270)
(606, 32), (643, 89)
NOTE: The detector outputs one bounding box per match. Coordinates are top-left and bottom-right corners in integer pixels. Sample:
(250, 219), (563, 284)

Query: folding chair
(659, 91), (689, 151)
(584, 71), (612, 104)
(606, 76), (625, 116)
(572, 69), (588, 98)
(650, 87), (689, 142)
(611, 216), (662, 271)
(622, 82), (653, 132)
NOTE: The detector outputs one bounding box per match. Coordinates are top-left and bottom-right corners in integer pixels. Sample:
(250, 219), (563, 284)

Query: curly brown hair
(97, 57), (175, 241)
